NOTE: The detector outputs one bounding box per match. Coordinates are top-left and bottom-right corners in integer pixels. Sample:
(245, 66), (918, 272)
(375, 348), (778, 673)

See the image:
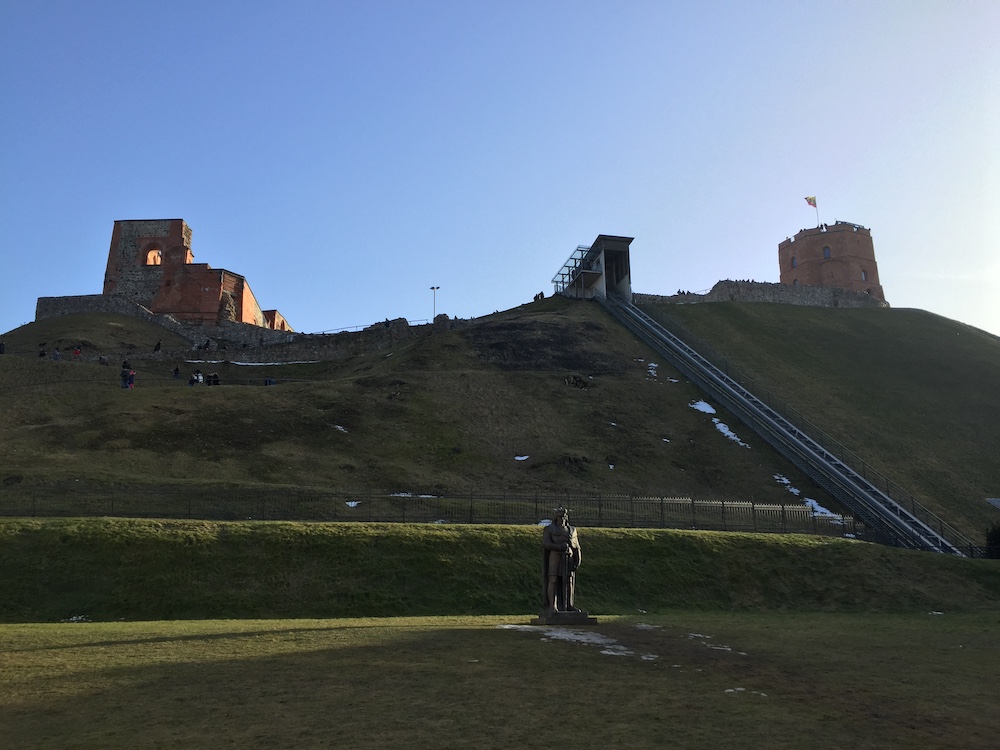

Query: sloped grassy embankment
(2, 518), (999, 622)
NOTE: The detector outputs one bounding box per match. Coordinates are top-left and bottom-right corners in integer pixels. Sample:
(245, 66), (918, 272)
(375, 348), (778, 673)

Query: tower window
(793, 279), (798, 286)
(861, 269), (868, 281)
(791, 256), (797, 269)
(823, 246), (831, 259)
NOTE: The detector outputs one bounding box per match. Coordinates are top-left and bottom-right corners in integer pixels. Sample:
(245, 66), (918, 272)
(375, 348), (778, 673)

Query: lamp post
(430, 286), (440, 320)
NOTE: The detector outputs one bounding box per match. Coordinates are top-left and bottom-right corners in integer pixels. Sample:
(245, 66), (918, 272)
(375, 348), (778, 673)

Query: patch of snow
(345, 501), (361, 508)
(186, 360), (320, 366)
(689, 400), (717, 414)
(389, 492), (438, 498)
(499, 624), (657, 661)
(334, 425), (348, 433)
(515, 455), (530, 461)
(929, 611), (944, 615)
(711, 418), (750, 448)
(635, 623), (662, 630)
(662, 437), (670, 443)
(773, 474), (840, 517)
(667, 377), (680, 383)
(608, 464), (615, 470)
(61, 614), (91, 623)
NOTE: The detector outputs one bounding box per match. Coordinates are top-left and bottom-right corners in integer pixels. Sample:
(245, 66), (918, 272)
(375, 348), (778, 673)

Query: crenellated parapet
(778, 221), (885, 301)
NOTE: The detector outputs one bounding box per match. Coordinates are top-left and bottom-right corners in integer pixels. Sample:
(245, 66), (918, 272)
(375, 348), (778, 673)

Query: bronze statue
(534, 507), (595, 625)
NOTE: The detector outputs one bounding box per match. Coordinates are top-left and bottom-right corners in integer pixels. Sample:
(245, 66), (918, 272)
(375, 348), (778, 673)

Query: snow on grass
(689, 400), (716, 414)
(334, 425), (348, 433)
(499, 625), (657, 661)
(186, 360), (320, 366)
(689, 401), (750, 447)
(773, 474), (840, 518)
(711, 418), (750, 448)
(345, 501), (361, 508)
(515, 455), (530, 461)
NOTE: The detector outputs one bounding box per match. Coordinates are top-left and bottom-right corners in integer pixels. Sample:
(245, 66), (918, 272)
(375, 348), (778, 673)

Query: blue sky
(2, 1), (997, 336)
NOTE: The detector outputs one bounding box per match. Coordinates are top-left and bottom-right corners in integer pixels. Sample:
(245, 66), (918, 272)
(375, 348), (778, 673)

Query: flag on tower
(804, 196), (817, 208)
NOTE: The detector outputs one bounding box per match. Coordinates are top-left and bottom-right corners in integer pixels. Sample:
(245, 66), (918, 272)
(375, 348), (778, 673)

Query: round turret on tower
(778, 221), (885, 301)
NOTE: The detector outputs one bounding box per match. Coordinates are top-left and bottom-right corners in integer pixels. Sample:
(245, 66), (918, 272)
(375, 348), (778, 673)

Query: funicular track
(598, 293), (976, 555)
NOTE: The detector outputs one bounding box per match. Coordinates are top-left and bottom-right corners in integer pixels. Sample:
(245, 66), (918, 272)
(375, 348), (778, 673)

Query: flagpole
(805, 196), (820, 227)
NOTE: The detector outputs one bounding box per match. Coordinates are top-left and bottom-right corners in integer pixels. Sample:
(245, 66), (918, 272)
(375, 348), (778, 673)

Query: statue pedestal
(531, 610), (598, 626)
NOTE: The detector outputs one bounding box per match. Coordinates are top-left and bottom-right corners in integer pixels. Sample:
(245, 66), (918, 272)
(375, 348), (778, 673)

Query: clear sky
(2, 1), (997, 336)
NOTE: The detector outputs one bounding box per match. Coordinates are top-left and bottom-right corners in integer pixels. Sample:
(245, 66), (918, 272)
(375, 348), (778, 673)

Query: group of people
(120, 360), (136, 389)
(37, 344), (83, 361)
(188, 370), (221, 386)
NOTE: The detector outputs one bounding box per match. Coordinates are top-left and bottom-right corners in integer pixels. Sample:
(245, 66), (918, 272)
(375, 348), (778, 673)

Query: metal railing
(636, 302), (981, 551)
(0, 486), (866, 539)
(605, 295), (985, 556)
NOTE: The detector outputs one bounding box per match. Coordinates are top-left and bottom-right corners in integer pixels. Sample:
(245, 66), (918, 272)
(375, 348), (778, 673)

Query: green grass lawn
(2, 612), (998, 749)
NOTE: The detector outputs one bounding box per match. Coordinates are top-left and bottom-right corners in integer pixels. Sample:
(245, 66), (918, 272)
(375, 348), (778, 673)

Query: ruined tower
(778, 221), (885, 301)
(101, 219), (291, 330)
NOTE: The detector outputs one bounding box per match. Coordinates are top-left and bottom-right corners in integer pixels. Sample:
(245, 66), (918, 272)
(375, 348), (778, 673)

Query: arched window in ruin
(791, 256), (797, 268)
(792, 279), (798, 286)
(823, 246), (831, 259)
(861, 269), (868, 281)
(143, 246), (162, 266)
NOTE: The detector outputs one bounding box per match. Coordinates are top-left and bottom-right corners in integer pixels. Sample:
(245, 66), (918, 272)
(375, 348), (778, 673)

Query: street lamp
(430, 286), (440, 320)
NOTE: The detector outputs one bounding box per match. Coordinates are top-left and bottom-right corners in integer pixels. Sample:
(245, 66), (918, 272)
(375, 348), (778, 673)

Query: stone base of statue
(532, 609), (597, 626)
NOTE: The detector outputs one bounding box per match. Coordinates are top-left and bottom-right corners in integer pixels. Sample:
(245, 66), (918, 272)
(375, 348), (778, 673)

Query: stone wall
(34, 294), (203, 344)
(200, 315), (470, 363)
(34, 295), (470, 363)
(634, 280), (889, 309)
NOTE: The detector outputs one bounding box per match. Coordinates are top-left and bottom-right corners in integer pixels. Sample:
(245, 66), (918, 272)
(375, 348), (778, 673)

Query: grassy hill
(641, 301), (1000, 541)
(4, 297), (1000, 544)
(0, 301), (836, 511)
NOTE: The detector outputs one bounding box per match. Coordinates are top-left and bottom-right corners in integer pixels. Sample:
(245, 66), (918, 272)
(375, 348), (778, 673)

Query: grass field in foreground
(2, 613), (998, 749)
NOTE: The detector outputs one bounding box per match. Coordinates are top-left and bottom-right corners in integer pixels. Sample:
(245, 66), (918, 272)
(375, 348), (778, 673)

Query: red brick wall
(778, 222), (885, 301)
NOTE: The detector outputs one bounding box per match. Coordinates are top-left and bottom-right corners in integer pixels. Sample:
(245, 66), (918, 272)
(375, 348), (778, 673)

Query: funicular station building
(552, 234), (633, 301)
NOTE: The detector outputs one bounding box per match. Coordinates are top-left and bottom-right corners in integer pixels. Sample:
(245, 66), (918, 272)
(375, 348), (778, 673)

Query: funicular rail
(598, 293), (976, 555)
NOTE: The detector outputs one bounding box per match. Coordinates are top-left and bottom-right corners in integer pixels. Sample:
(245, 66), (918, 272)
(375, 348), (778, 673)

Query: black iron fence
(0, 485), (868, 539)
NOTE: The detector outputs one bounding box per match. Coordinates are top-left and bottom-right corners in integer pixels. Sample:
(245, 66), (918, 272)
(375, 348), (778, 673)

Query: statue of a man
(541, 507), (582, 613)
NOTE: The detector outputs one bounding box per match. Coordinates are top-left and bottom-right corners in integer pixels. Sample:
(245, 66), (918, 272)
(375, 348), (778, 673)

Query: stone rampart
(34, 295), (470, 363)
(34, 295), (202, 344)
(201, 316), (470, 363)
(634, 280), (889, 309)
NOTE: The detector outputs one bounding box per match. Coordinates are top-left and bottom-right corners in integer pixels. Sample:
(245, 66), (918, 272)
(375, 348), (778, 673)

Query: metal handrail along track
(598, 293), (965, 555)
